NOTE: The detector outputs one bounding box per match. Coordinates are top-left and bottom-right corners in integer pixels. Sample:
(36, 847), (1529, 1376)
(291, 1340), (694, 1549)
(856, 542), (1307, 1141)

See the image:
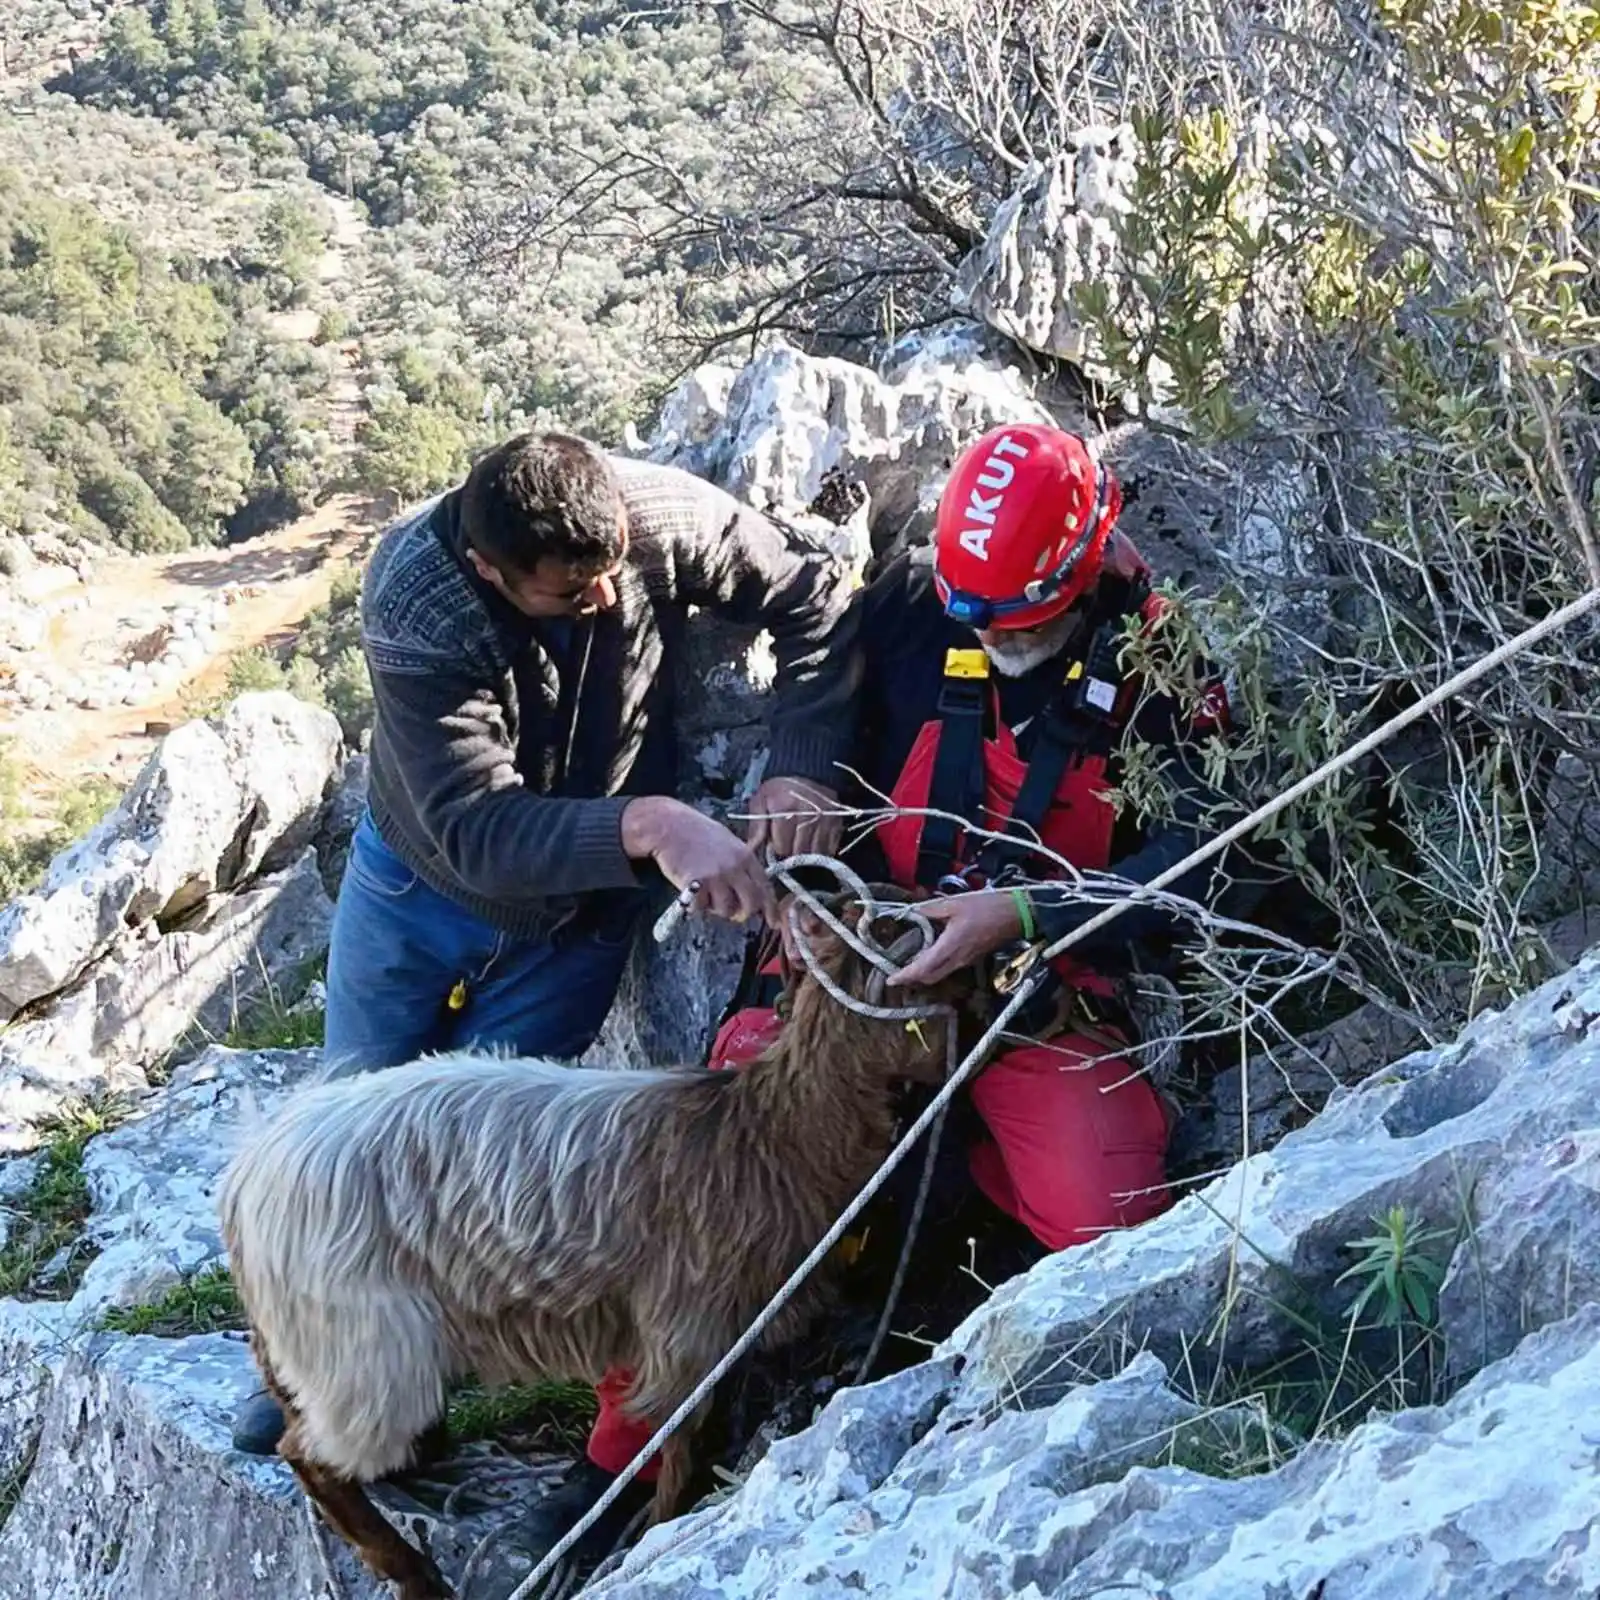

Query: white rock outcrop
(0, 692), (344, 1150)
(0, 925), (1595, 1597)
(646, 327), (1056, 562)
(951, 125), (1138, 375)
(603, 1306), (1600, 1599)
(0, 692), (340, 1021)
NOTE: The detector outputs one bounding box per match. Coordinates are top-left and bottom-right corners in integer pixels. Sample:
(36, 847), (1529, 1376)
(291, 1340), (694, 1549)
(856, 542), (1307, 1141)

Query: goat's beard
(980, 608), (1085, 678)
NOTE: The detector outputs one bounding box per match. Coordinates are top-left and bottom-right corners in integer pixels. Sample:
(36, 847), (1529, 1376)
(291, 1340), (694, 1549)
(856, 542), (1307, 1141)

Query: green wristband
(1009, 887), (1036, 942)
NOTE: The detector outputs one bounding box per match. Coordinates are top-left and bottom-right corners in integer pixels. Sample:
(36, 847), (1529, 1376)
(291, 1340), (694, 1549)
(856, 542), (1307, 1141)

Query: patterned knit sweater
(360, 454), (860, 938)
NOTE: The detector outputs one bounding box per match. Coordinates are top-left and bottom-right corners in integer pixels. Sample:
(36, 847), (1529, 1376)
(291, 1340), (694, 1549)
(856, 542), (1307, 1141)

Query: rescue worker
(536, 423), (1245, 1564)
(230, 428), (857, 1462)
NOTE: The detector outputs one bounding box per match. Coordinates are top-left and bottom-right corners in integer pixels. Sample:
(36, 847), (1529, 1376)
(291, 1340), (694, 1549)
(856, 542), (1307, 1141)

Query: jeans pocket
(344, 818), (420, 900)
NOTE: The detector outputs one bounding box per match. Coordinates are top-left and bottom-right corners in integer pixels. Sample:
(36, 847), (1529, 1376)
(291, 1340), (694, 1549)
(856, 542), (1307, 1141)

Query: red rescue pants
(585, 1008), (1172, 1476)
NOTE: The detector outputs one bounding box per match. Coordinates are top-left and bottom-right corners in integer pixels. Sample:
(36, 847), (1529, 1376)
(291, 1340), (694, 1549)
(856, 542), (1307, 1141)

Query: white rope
(520, 975), (1045, 1600)
(505, 581), (1600, 1600)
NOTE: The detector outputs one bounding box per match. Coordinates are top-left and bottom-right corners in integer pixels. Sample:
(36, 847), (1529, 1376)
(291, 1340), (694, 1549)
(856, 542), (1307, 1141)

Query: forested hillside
(1, 0), (1595, 1032)
(0, 91), (342, 561)
(66, 0), (895, 454)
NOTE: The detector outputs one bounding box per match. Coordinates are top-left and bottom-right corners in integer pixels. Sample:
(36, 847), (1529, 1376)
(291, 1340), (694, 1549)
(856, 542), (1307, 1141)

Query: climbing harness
(909, 567), (1150, 894)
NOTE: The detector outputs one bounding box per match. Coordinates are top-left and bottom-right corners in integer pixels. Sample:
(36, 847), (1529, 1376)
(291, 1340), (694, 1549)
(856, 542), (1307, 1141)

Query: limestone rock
(952, 125), (1137, 374)
(646, 330), (1056, 561)
(310, 749), (369, 895)
(644, 328), (1315, 617)
(0, 1152), (41, 1255)
(582, 899), (750, 1072)
(0, 851), (333, 1152)
(0, 692), (343, 1021)
(69, 1046), (325, 1321)
(0, 1326), (565, 1600)
(0, 1329), (387, 1600)
(588, 947), (1600, 1595)
(0, 1298), (76, 1498)
(213, 693), (345, 881)
(1173, 901), (1600, 1177)
(602, 1305), (1600, 1599)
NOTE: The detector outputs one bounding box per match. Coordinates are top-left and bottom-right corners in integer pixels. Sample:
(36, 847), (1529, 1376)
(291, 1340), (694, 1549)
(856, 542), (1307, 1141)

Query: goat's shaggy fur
(218, 891), (969, 1600)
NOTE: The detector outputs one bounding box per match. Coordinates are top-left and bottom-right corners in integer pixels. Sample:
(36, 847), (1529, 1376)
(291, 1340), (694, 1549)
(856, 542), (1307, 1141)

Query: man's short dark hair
(459, 431), (624, 576)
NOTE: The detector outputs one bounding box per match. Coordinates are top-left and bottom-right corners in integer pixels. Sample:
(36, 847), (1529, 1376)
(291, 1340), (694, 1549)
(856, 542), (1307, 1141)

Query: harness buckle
(942, 647), (989, 681)
(936, 650), (989, 717)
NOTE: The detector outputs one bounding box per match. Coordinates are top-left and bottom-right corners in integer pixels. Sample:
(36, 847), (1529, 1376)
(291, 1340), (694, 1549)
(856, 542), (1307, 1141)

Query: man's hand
(622, 796), (779, 926)
(744, 776), (844, 862)
(887, 890), (1024, 988)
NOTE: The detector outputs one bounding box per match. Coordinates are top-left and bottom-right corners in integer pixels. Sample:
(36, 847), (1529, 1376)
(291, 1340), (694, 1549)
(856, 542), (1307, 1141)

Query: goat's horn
(865, 925), (933, 1008)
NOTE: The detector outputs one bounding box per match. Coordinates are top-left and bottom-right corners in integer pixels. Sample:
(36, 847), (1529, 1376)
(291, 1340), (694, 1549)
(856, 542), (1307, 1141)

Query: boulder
(0, 850), (334, 1153)
(0, 693), (343, 1022)
(600, 1305), (1600, 1599)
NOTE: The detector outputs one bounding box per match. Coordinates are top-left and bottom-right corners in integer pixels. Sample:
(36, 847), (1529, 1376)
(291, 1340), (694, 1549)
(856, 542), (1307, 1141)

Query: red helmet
(932, 424), (1121, 631)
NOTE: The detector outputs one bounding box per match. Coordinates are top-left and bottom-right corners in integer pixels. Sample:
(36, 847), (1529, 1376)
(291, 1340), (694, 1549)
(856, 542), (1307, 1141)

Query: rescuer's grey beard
(980, 607), (1085, 677)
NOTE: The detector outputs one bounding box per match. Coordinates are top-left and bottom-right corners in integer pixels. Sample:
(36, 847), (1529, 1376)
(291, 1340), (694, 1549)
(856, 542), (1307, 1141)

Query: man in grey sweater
(232, 428), (858, 1456)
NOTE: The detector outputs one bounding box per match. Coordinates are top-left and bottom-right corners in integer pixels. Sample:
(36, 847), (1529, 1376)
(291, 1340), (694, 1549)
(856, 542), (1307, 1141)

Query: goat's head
(779, 883), (981, 1086)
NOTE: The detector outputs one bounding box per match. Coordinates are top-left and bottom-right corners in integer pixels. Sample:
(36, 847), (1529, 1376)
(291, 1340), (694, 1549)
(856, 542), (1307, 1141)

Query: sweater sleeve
(366, 645), (646, 903)
(635, 464), (862, 790)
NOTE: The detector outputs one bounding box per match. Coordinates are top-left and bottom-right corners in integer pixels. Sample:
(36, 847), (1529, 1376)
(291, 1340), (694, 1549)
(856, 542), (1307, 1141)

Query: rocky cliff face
(593, 945), (1600, 1597)
(2, 321), (1597, 1598)
(1, 897), (1595, 1598)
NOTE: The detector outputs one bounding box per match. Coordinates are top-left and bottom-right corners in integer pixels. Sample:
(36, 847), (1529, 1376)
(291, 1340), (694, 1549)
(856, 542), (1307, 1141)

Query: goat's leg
(648, 1430), (696, 1527)
(289, 1452), (454, 1600)
(272, 1383), (453, 1600)
(644, 1394), (714, 1528)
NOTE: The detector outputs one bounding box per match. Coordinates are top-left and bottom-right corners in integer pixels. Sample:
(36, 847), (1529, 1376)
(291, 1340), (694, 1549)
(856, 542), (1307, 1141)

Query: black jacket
(844, 548), (1240, 971)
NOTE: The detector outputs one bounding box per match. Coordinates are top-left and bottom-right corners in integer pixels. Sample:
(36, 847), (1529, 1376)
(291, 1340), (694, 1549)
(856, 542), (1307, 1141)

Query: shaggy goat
(218, 888), (972, 1600)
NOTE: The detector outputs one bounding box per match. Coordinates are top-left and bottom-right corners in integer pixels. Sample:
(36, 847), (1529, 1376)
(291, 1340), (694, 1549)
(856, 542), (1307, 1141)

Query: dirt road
(0, 146), (388, 817)
(2, 495), (386, 810)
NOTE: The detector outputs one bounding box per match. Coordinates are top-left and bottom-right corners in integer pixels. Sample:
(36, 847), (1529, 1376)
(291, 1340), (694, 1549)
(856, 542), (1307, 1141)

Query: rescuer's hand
(623, 796), (779, 926)
(744, 776), (844, 862)
(887, 890), (1024, 988)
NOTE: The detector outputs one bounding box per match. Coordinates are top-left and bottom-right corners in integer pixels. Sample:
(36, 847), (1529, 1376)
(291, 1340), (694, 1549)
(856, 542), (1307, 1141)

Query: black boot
(512, 1459), (655, 1577)
(231, 1387), (286, 1455)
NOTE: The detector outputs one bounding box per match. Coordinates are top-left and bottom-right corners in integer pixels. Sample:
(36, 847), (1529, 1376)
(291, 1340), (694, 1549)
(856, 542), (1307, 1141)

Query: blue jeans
(321, 809), (639, 1077)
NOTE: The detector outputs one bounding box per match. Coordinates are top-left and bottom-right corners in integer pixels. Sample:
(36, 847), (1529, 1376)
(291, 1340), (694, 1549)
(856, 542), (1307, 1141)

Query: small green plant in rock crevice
(97, 1265), (246, 1338)
(1336, 1204), (1454, 1329)
(219, 973), (326, 1053)
(0, 1096), (131, 1300)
